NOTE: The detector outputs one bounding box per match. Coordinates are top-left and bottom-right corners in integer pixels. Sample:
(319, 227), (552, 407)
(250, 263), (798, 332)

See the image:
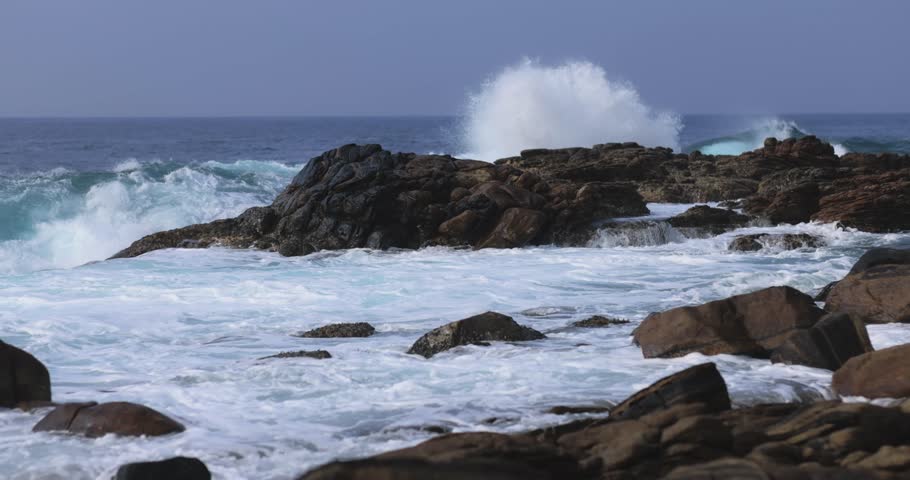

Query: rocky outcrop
(665, 205), (751, 234)
(728, 233), (824, 252)
(259, 350), (332, 360)
(571, 315), (630, 328)
(115, 457), (211, 480)
(33, 401), (185, 437)
(0, 340), (51, 409)
(294, 322), (376, 338)
(297, 363), (910, 479)
(825, 264), (910, 323)
(832, 344), (910, 399)
(407, 312), (545, 358)
(113, 136), (909, 259)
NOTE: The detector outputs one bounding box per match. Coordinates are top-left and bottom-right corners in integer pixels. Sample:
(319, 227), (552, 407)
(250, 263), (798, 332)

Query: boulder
(825, 264), (910, 323)
(833, 344), (910, 399)
(570, 315), (630, 328)
(115, 457), (211, 480)
(33, 401), (185, 437)
(746, 182), (822, 225)
(259, 350), (332, 360)
(477, 208), (547, 249)
(770, 313), (873, 370)
(847, 247), (910, 275)
(294, 322), (376, 338)
(609, 363), (731, 421)
(666, 205), (751, 234)
(407, 312), (545, 358)
(633, 286), (825, 359)
(0, 340), (51, 408)
(728, 233), (824, 252)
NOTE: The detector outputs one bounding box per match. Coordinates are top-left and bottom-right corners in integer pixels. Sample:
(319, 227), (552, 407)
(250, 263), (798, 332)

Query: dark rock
(407, 312), (545, 358)
(812, 170), (910, 232)
(259, 350), (332, 360)
(0, 340), (51, 408)
(477, 208), (548, 249)
(833, 344), (910, 399)
(115, 457), (211, 480)
(609, 363), (731, 421)
(633, 286), (825, 359)
(815, 281), (838, 302)
(729, 233), (824, 252)
(33, 401), (185, 437)
(570, 315), (630, 328)
(666, 205), (751, 234)
(294, 322), (376, 338)
(546, 404), (612, 415)
(746, 182), (822, 225)
(825, 264), (910, 323)
(847, 247), (910, 275)
(770, 313), (873, 370)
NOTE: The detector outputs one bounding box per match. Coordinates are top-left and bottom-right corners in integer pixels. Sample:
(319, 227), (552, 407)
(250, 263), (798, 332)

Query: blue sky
(1, 0), (908, 116)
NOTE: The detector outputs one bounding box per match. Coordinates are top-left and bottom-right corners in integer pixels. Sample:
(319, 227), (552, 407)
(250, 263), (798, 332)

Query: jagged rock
(633, 286), (824, 359)
(115, 457), (211, 480)
(609, 363), (731, 421)
(294, 322), (376, 338)
(729, 233), (824, 252)
(833, 344), (910, 399)
(259, 350), (332, 360)
(745, 182), (822, 225)
(570, 315), (630, 328)
(812, 170), (910, 232)
(33, 401), (185, 437)
(0, 340), (51, 408)
(407, 312), (545, 358)
(666, 205), (751, 234)
(770, 313), (873, 370)
(825, 264), (910, 323)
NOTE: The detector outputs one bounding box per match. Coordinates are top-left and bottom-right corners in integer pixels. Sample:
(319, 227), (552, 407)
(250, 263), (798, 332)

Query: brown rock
(0, 340), (51, 408)
(259, 350), (332, 360)
(832, 344), (910, 399)
(33, 401), (185, 437)
(478, 208), (548, 248)
(812, 170), (910, 232)
(610, 363), (731, 421)
(666, 205), (751, 234)
(407, 312), (545, 358)
(570, 315), (630, 328)
(294, 322), (376, 338)
(825, 264), (910, 323)
(770, 312), (873, 370)
(729, 233), (824, 252)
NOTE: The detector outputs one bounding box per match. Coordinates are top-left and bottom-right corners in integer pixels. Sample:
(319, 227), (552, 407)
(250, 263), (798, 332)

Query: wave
(460, 59), (681, 160)
(683, 118), (847, 156)
(0, 160), (299, 275)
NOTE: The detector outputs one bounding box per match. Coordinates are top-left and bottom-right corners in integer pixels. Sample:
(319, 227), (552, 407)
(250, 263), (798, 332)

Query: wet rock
(634, 286), (825, 359)
(770, 312), (873, 370)
(746, 182), (822, 225)
(729, 233), (824, 252)
(546, 404), (612, 415)
(610, 363), (731, 421)
(833, 344), (910, 399)
(477, 207), (548, 249)
(666, 205), (751, 234)
(570, 315), (630, 328)
(812, 169), (910, 232)
(294, 322), (376, 338)
(0, 340), (51, 408)
(407, 312), (545, 358)
(825, 264), (910, 323)
(815, 281), (838, 302)
(115, 457), (211, 480)
(33, 401), (185, 437)
(259, 350), (332, 360)
(847, 247), (910, 275)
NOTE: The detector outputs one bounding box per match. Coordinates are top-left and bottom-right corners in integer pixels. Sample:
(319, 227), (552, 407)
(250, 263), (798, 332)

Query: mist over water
(461, 59), (682, 160)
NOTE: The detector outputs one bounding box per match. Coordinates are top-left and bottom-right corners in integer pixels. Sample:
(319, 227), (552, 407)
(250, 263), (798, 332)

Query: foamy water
(2, 204), (909, 479)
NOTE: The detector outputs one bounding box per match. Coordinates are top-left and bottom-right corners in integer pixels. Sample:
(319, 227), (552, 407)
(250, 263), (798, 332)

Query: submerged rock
(33, 401), (184, 437)
(728, 233), (824, 252)
(259, 350), (332, 360)
(0, 340), (51, 409)
(570, 315), (630, 328)
(115, 457), (211, 480)
(833, 344), (910, 399)
(407, 312), (545, 358)
(294, 322), (376, 338)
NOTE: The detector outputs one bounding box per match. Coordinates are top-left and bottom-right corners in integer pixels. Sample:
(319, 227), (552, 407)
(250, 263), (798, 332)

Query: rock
(0, 340), (51, 408)
(815, 281), (838, 302)
(294, 322), (376, 338)
(546, 404), (612, 415)
(825, 264), (910, 323)
(33, 401), (184, 437)
(259, 350), (332, 360)
(666, 205), (751, 234)
(407, 312), (545, 358)
(477, 207), (548, 249)
(855, 445), (910, 471)
(115, 457), (211, 480)
(747, 182), (822, 225)
(770, 313), (873, 370)
(634, 286), (825, 359)
(570, 315), (630, 328)
(609, 363), (731, 421)
(847, 247), (910, 275)
(729, 233), (824, 252)
(832, 344), (910, 399)
(812, 170), (910, 232)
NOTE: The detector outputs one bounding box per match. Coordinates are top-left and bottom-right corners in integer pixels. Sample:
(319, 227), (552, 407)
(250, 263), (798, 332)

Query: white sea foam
(461, 59), (681, 160)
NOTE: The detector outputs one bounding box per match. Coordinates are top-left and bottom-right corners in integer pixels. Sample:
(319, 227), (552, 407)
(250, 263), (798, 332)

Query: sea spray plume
(461, 59), (682, 160)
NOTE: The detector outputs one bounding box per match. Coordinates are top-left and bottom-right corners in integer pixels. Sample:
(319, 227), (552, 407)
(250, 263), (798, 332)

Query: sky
(1, 0), (908, 116)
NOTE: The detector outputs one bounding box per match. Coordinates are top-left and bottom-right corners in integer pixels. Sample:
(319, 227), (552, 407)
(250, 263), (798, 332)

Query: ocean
(2, 113), (910, 479)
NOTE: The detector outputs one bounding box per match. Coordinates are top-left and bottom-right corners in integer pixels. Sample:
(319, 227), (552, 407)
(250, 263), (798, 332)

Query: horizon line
(2, 112), (910, 120)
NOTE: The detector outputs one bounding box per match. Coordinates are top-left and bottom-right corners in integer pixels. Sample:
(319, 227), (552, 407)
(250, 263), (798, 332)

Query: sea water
(2, 88), (910, 479)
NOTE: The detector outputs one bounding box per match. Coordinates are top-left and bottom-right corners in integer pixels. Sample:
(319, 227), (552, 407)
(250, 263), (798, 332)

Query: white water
(697, 118), (849, 156)
(461, 59), (682, 160)
(2, 204), (909, 479)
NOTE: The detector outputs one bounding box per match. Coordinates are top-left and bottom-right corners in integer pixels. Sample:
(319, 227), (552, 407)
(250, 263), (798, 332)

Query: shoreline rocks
(407, 312), (545, 358)
(825, 248), (910, 324)
(294, 322), (376, 338)
(728, 233), (823, 252)
(0, 340), (51, 409)
(833, 344), (910, 399)
(33, 401), (185, 438)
